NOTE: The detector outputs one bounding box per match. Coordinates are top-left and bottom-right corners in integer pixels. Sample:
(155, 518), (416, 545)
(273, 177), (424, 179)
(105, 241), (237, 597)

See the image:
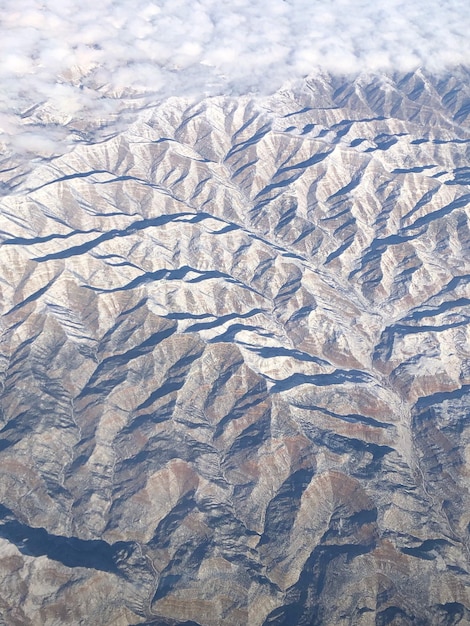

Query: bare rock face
(0, 69), (469, 625)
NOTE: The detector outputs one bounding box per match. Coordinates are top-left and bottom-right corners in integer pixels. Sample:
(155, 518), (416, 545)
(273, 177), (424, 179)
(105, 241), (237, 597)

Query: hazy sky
(1, 0), (469, 158)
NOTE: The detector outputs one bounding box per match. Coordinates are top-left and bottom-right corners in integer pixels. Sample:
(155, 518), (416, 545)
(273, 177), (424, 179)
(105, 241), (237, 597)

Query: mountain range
(0, 68), (469, 625)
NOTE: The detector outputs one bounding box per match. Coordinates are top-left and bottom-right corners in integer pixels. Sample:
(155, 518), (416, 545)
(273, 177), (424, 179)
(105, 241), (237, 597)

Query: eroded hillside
(0, 69), (469, 625)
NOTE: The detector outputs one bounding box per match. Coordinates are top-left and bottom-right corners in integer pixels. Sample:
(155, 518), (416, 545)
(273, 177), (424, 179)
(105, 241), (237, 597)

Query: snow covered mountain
(0, 69), (469, 625)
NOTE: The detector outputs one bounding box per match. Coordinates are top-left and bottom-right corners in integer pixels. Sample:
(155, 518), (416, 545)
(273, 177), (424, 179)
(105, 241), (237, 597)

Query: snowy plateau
(0, 69), (469, 625)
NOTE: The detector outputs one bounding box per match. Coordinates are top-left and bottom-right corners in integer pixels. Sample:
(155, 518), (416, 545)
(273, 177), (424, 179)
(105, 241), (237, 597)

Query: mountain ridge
(0, 69), (469, 625)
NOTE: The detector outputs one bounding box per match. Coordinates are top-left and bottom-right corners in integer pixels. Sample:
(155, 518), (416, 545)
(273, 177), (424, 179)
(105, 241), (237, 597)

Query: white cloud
(0, 0), (469, 161)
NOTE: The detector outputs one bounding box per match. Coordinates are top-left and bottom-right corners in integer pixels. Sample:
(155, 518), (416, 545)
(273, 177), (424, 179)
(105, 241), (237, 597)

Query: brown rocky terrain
(0, 68), (469, 625)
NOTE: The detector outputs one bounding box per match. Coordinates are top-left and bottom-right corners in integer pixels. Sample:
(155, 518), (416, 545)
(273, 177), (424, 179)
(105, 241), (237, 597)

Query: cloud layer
(1, 0), (469, 159)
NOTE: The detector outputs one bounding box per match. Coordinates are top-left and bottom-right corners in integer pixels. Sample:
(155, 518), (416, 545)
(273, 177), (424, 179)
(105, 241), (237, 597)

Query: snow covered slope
(0, 69), (469, 625)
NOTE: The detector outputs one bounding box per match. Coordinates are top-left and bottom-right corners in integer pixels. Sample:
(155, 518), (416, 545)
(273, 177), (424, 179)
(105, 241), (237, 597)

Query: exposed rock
(0, 69), (469, 625)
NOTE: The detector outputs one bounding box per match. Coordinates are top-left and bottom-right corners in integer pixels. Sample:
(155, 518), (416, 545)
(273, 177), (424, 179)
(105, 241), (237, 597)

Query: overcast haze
(1, 0), (469, 159)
